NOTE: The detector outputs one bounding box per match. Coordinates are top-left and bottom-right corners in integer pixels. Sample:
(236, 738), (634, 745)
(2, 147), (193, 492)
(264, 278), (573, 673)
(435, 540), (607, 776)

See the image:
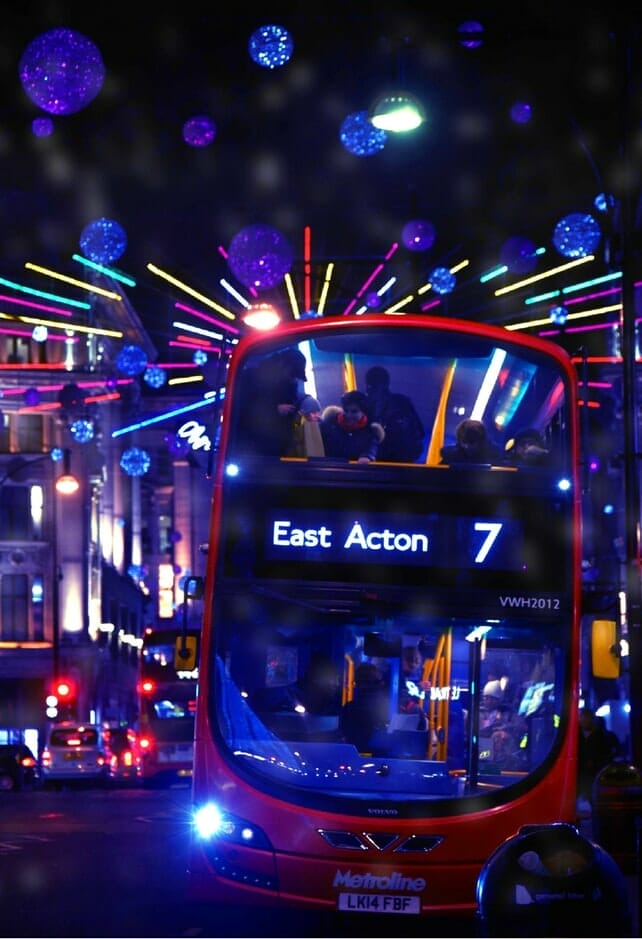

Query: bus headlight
(193, 803), (272, 850)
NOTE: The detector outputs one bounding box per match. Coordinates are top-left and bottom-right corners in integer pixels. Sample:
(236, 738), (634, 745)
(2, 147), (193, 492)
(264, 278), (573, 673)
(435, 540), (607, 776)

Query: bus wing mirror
(591, 619), (620, 679)
(174, 635), (199, 671)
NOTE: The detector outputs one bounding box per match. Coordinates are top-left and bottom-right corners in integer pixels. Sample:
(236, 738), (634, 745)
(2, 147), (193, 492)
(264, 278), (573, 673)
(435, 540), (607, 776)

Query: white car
(41, 722), (112, 788)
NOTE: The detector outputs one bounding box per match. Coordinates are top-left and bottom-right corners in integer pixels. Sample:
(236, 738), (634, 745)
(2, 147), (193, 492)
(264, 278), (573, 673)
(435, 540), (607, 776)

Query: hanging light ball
(339, 110), (387, 157)
(550, 305), (568, 326)
(242, 301), (281, 330)
(365, 291), (382, 309)
(163, 432), (190, 457)
(402, 219), (436, 252)
(50, 448), (64, 463)
(510, 101), (532, 124)
(553, 212), (601, 258)
(79, 217), (127, 264)
(32, 325), (48, 342)
(500, 235), (538, 274)
(429, 266), (456, 295)
(31, 116), (53, 137)
(116, 344), (148, 376)
(24, 387), (40, 406)
(18, 28), (105, 115)
(228, 224), (293, 290)
(193, 349), (208, 366)
(248, 25), (294, 69)
(58, 382), (86, 410)
(70, 418), (95, 443)
(594, 192), (616, 214)
(120, 447), (151, 477)
(143, 365), (167, 388)
(182, 115), (216, 147)
(458, 20), (485, 48)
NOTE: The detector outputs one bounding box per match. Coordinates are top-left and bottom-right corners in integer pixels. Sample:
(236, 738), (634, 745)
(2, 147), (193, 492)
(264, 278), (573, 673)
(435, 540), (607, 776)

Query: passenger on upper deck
(321, 390), (385, 463)
(439, 419), (503, 465)
(364, 366), (425, 462)
(505, 428), (550, 466)
(237, 347), (309, 456)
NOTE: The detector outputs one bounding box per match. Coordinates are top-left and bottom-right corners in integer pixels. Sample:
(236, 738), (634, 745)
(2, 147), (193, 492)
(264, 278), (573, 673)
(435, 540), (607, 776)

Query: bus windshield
(205, 317), (578, 810)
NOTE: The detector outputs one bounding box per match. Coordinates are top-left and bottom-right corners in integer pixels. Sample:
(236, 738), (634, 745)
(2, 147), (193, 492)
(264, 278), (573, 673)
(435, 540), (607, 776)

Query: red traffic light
(53, 678), (76, 701)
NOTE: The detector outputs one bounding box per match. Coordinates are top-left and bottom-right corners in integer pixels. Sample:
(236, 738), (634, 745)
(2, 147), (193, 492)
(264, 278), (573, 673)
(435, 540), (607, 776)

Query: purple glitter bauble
(18, 28), (105, 116)
(458, 20), (484, 48)
(32, 116), (53, 137)
(500, 236), (538, 274)
(227, 224), (293, 290)
(402, 219), (436, 252)
(182, 115), (216, 147)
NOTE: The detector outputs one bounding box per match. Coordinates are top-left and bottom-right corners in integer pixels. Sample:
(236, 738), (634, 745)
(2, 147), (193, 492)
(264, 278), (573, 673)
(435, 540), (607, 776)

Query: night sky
(0, 6), (633, 358)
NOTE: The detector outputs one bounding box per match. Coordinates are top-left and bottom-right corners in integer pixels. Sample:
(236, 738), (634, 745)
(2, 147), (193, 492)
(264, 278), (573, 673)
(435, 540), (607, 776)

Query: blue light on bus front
(557, 477), (572, 491)
(193, 803), (272, 850)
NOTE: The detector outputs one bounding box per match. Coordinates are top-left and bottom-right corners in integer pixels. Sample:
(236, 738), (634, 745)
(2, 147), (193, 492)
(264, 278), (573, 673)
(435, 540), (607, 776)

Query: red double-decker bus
(186, 313), (610, 921)
(137, 626), (198, 788)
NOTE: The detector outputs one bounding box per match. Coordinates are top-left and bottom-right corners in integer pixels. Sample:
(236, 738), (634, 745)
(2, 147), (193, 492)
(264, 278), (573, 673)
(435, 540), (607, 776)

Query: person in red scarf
(320, 390), (384, 463)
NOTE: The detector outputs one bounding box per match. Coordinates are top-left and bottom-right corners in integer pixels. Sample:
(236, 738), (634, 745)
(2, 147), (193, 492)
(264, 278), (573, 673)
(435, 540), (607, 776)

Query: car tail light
(20, 754), (37, 769)
(138, 734), (153, 752)
(41, 748), (52, 768)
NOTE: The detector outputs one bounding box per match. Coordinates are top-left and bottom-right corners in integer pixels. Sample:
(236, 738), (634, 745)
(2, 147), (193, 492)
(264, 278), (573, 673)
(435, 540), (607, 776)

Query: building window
(1, 573), (29, 640)
(0, 486), (30, 540)
(15, 415), (45, 452)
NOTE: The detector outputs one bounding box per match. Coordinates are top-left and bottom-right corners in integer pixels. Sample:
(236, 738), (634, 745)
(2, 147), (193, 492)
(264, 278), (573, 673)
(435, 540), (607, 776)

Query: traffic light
(45, 677), (77, 720)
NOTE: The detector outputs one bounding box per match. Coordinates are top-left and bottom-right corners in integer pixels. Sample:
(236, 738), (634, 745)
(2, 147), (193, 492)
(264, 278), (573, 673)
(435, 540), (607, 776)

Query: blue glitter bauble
(70, 418), (95, 443)
(80, 218), (127, 264)
(120, 447), (151, 477)
(550, 305), (568, 326)
(339, 111), (387, 157)
(143, 365), (167, 388)
(429, 266), (456, 295)
(553, 212), (601, 258)
(248, 25), (294, 69)
(116, 344), (148, 376)
(227, 224), (293, 290)
(18, 28), (105, 116)
(193, 349), (208, 366)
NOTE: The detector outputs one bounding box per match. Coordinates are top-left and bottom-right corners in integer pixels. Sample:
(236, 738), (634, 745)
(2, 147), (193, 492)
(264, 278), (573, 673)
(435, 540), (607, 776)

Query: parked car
(0, 743), (40, 792)
(104, 726), (142, 785)
(40, 722), (111, 789)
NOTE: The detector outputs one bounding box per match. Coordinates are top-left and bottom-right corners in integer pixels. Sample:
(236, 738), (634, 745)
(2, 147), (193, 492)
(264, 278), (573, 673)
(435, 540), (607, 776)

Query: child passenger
(320, 390), (385, 463)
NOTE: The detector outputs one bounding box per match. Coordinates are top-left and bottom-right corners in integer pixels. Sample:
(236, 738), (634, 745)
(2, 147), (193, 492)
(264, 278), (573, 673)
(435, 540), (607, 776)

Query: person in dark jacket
(440, 418), (502, 465)
(320, 390), (384, 463)
(364, 366), (425, 462)
(340, 662), (389, 752)
(236, 347), (308, 456)
(577, 706), (621, 803)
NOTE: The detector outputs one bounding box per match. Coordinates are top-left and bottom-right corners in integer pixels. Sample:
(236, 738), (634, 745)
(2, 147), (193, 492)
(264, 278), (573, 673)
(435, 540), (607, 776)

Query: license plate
(337, 893), (420, 914)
